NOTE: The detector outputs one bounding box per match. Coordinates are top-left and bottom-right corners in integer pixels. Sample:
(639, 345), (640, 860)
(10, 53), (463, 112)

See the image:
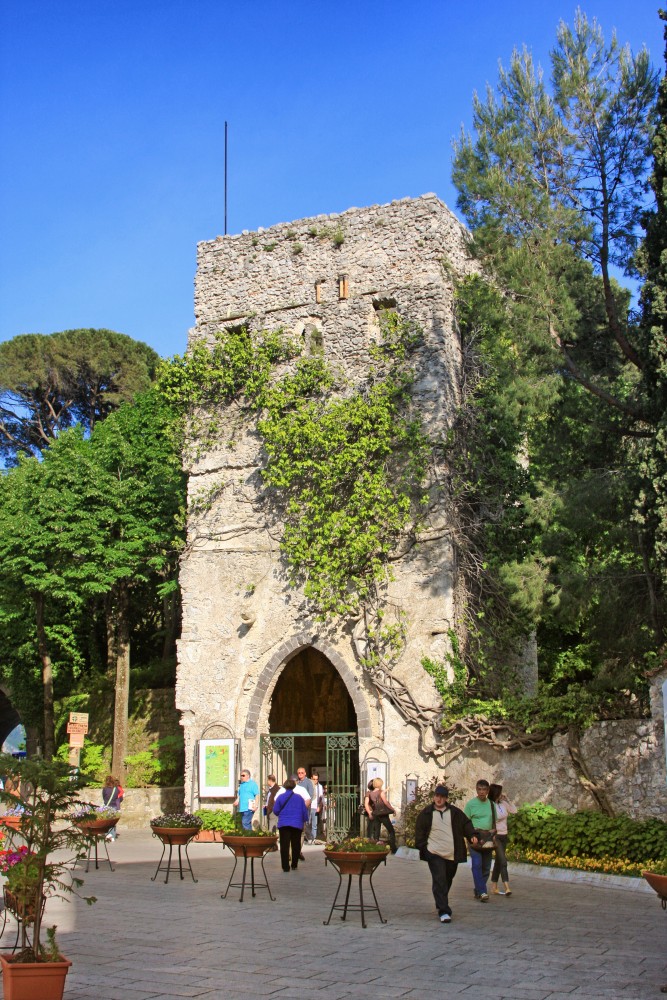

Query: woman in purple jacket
(273, 778), (309, 872)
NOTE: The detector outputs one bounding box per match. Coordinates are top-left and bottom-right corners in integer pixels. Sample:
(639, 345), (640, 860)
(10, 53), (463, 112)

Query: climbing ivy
(158, 314), (431, 620)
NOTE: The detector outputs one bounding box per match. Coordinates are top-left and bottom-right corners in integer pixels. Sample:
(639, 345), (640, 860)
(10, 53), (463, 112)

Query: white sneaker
(439, 913), (451, 923)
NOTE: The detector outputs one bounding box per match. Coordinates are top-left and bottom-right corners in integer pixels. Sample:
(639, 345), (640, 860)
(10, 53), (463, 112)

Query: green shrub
(124, 734), (184, 787)
(509, 804), (667, 864)
(56, 741), (110, 784)
(194, 809), (238, 832)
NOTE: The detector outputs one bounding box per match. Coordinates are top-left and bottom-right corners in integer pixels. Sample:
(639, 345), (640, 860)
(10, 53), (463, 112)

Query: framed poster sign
(365, 761), (387, 786)
(199, 739), (235, 797)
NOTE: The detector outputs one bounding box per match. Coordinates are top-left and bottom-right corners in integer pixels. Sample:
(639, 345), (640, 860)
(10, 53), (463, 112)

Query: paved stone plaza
(12, 832), (666, 1000)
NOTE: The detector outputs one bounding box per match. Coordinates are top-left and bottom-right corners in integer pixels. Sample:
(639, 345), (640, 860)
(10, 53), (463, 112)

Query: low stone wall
(437, 717), (667, 821)
(80, 786), (185, 829)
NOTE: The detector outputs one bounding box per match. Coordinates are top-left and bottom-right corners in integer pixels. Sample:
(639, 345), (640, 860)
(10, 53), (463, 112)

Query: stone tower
(177, 194), (478, 823)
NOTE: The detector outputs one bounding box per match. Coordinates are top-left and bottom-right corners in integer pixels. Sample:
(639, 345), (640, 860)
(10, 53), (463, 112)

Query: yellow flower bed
(509, 848), (667, 878)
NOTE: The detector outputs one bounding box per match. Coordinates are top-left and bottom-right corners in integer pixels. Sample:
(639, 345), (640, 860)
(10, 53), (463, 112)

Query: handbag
(470, 829), (496, 850)
(468, 799), (496, 850)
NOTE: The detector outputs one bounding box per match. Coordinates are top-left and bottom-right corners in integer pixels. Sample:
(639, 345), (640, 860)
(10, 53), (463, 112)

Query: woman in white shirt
(489, 783), (517, 896)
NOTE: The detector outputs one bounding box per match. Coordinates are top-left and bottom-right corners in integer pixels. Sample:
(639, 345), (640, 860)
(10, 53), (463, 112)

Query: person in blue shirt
(234, 769), (260, 830)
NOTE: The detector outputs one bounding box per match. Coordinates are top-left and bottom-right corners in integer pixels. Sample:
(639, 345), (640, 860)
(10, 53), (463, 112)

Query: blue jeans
(241, 809), (254, 830)
(309, 810), (318, 841)
(470, 847), (492, 895)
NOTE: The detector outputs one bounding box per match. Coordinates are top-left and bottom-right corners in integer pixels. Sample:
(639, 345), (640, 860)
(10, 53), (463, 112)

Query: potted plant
(0, 806), (25, 834)
(150, 811), (202, 846)
(193, 808), (237, 842)
(221, 825), (278, 858)
(69, 803), (120, 839)
(0, 753), (94, 1000)
(324, 836), (390, 875)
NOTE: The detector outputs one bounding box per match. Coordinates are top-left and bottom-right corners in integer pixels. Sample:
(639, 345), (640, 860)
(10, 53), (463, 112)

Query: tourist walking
(234, 769), (259, 830)
(102, 773), (122, 841)
(464, 779), (496, 901)
(308, 772), (324, 842)
(295, 766), (313, 857)
(264, 774), (281, 833)
(363, 779), (375, 836)
(273, 777), (309, 871)
(367, 778), (397, 853)
(415, 784), (477, 923)
(489, 783), (517, 896)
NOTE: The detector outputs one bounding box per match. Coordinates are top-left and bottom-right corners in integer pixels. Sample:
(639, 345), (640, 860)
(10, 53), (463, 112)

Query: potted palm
(0, 753), (94, 1000)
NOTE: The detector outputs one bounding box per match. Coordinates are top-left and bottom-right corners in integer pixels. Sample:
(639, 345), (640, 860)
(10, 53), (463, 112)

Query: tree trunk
(109, 580), (131, 779)
(32, 593), (55, 759)
(567, 726), (615, 816)
(161, 590), (178, 661)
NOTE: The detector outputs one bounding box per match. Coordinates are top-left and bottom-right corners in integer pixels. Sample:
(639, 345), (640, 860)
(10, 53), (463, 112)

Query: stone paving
(4, 832), (666, 1000)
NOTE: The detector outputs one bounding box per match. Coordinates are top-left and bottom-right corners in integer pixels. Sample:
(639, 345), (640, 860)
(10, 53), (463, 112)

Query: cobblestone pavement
(4, 832), (665, 1000)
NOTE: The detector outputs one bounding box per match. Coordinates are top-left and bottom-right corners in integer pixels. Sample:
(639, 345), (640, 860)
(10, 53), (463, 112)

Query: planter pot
(221, 834), (278, 857)
(74, 818), (118, 836)
(151, 825), (200, 846)
(324, 848), (389, 875)
(642, 871), (667, 900)
(0, 816), (23, 832)
(193, 829), (225, 843)
(0, 953), (71, 1000)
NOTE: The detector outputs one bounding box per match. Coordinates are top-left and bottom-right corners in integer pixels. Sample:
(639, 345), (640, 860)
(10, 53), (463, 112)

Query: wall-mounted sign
(199, 739), (236, 797)
(406, 778), (418, 804)
(365, 760), (387, 786)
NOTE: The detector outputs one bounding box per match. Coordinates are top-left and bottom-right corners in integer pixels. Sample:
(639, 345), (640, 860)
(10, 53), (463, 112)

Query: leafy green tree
(0, 328), (159, 463)
(449, 12), (663, 718)
(0, 391), (185, 764)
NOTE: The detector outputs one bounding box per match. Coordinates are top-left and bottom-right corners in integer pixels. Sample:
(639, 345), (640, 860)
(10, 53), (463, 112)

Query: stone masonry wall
(177, 194), (667, 821)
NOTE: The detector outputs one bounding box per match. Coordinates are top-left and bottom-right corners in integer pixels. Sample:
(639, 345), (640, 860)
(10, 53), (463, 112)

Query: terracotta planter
(324, 848), (389, 875)
(642, 870), (667, 900)
(0, 953), (71, 1000)
(151, 825), (200, 846)
(193, 829), (225, 842)
(0, 816), (23, 832)
(221, 834), (278, 857)
(74, 817), (118, 836)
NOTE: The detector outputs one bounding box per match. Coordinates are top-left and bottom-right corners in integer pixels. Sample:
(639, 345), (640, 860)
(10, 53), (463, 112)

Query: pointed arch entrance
(256, 642), (364, 840)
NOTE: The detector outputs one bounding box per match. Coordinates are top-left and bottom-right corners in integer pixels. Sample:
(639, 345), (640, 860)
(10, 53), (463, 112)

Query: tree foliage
(0, 328), (159, 463)
(0, 390), (185, 760)
(447, 11), (664, 722)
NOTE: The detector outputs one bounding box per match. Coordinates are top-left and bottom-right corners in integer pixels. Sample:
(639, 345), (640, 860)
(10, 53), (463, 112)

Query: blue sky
(0, 1), (663, 360)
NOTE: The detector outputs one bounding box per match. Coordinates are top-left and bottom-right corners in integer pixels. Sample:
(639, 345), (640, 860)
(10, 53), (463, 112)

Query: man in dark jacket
(414, 784), (477, 923)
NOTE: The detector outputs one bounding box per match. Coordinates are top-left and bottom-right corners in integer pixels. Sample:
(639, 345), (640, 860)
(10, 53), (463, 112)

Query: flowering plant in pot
(150, 811), (202, 829)
(0, 753), (95, 1000)
(325, 837), (389, 853)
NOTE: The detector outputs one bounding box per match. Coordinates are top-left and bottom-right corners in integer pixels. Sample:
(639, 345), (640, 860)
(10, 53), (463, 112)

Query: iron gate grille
(259, 732), (359, 842)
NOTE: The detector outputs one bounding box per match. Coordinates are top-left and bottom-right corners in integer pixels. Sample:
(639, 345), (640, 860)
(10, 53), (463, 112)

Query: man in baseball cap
(414, 783), (477, 923)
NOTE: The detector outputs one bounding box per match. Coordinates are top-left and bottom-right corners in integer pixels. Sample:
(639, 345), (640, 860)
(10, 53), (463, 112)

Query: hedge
(509, 803), (667, 864)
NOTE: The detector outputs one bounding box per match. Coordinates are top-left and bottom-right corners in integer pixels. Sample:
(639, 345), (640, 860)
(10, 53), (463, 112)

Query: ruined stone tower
(176, 194), (476, 823)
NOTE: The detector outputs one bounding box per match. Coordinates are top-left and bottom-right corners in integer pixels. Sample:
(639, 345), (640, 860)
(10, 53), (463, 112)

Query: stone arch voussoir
(244, 634), (372, 739)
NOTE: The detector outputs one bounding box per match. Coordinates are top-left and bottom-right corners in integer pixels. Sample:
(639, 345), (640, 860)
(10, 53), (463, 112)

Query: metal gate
(259, 732), (359, 842)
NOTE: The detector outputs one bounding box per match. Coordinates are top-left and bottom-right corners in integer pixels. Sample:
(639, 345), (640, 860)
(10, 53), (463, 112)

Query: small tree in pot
(0, 754), (95, 1000)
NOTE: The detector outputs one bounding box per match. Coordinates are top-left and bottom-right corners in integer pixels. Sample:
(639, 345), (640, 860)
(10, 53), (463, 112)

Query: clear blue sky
(0, 1), (662, 360)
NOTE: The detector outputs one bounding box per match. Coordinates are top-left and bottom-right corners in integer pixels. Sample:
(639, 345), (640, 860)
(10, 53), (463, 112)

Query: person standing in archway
(296, 766), (313, 857)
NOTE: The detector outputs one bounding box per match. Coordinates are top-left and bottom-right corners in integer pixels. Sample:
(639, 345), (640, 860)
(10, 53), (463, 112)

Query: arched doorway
(261, 647), (360, 839)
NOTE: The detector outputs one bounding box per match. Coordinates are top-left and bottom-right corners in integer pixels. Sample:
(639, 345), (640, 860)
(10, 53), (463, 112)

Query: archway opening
(268, 647), (357, 777)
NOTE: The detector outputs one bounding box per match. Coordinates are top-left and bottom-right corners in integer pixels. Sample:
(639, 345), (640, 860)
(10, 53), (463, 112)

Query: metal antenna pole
(224, 121), (228, 236)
